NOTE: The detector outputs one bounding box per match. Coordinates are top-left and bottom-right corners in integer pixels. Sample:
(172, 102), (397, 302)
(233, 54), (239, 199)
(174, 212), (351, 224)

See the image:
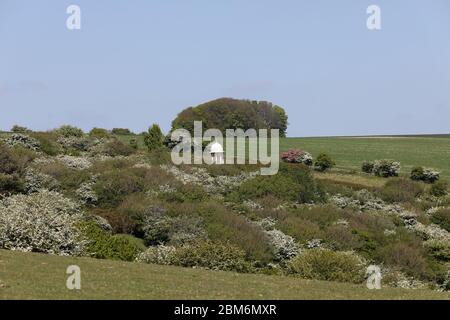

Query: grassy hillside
(1, 250), (449, 300)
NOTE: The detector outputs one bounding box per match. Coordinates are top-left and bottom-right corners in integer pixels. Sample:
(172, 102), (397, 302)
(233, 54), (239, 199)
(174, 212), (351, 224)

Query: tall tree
(144, 123), (164, 151)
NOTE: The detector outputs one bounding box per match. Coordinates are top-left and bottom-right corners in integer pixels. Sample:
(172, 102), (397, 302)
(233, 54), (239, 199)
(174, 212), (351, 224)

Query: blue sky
(1, 0), (449, 137)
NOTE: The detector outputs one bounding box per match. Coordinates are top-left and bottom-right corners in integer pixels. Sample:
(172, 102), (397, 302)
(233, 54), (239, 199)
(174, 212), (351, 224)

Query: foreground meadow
(1, 249), (449, 300)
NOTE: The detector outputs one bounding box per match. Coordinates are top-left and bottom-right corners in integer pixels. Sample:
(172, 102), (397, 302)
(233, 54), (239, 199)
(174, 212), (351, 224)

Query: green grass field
(281, 136), (450, 181)
(1, 250), (449, 300)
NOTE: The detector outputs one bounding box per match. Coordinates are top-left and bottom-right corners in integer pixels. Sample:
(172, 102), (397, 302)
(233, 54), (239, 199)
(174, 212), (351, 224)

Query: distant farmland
(282, 136), (450, 181)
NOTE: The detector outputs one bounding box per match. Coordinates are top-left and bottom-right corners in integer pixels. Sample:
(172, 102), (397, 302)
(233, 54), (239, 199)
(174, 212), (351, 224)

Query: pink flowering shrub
(281, 149), (313, 166)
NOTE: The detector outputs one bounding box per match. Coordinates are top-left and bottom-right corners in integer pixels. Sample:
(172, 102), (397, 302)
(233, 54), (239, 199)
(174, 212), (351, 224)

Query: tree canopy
(171, 98), (288, 137)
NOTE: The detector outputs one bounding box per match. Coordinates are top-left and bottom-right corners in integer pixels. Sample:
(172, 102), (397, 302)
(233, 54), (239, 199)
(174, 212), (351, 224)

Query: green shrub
(54, 125), (84, 138)
(410, 166), (424, 181)
(379, 178), (424, 203)
(234, 164), (324, 204)
(0, 173), (24, 194)
(410, 167), (440, 184)
(30, 132), (61, 156)
(111, 128), (133, 135)
(276, 217), (322, 244)
(378, 242), (428, 278)
(0, 146), (22, 174)
(89, 128), (110, 139)
(158, 184), (207, 203)
(37, 161), (90, 191)
(424, 240), (450, 262)
(144, 124), (164, 151)
(314, 153), (335, 172)
(430, 181), (448, 197)
(195, 202), (274, 263)
(93, 168), (145, 207)
(142, 209), (206, 246)
(103, 139), (135, 157)
(79, 221), (145, 261)
(171, 240), (252, 272)
(323, 225), (361, 251)
(11, 125), (31, 133)
(430, 208), (450, 232)
(361, 161), (374, 174)
(287, 249), (366, 283)
(372, 160), (400, 177)
(129, 138), (138, 150)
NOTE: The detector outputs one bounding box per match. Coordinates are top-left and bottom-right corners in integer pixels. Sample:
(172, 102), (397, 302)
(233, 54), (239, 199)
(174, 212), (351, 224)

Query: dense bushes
(31, 132), (61, 155)
(430, 209), (450, 232)
(195, 202), (274, 263)
(93, 168), (145, 207)
(54, 125), (84, 138)
(287, 249), (366, 283)
(137, 240), (252, 273)
(0, 190), (85, 255)
(379, 178), (424, 203)
(142, 207), (206, 246)
(111, 128), (133, 135)
(430, 181), (448, 197)
(362, 160), (400, 177)
(378, 242), (428, 278)
(102, 139), (135, 156)
(89, 128), (110, 139)
(373, 160), (400, 177)
(361, 161), (374, 174)
(410, 167), (440, 184)
(0, 145), (36, 194)
(233, 164), (324, 204)
(79, 221), (145, 261)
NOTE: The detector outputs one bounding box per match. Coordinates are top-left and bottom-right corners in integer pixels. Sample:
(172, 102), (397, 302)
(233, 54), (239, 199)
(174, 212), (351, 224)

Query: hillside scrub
(0, 129), (449, 290)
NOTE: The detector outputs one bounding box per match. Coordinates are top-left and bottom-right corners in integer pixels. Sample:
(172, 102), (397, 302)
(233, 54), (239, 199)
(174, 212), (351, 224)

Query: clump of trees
(171, 98), (288, 137)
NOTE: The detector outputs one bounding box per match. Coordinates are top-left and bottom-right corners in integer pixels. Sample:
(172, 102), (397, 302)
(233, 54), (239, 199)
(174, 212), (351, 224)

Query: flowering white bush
(135, 245), (176, 265)
(4, 134), (40, 151)
(305, 238), (323, 249)
(24, 168), (59, 193)
(76, 182), (98, 204)
(161, 165), (258, 194)
(372, 160), (400, 177)
(57, 155), (92, 170)
(265, 229), (299, 261)
(57, 136), (90, 151)
(423, 168), (440, 184)
(0, 190), (86, 255)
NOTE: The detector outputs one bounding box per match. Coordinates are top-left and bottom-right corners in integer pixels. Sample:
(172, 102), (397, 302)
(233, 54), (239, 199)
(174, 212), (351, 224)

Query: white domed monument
(210, 141), (224, 164)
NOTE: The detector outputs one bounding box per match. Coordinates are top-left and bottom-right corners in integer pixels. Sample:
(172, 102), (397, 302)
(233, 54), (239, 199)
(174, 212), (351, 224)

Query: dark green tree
(144, 124), (164, 151)
(171, 98), (289, 137)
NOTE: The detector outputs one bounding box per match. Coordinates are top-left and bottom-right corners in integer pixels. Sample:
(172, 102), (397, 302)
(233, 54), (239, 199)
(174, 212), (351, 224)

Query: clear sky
(1, 0), (449, 137)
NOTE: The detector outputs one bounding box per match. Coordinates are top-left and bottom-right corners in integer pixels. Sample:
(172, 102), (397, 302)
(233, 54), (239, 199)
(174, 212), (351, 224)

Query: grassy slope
(1, 250), (449, 300)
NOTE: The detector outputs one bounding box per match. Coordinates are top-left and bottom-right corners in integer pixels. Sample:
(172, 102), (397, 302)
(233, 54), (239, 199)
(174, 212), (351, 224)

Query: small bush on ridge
(314, 153), (335, 172)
